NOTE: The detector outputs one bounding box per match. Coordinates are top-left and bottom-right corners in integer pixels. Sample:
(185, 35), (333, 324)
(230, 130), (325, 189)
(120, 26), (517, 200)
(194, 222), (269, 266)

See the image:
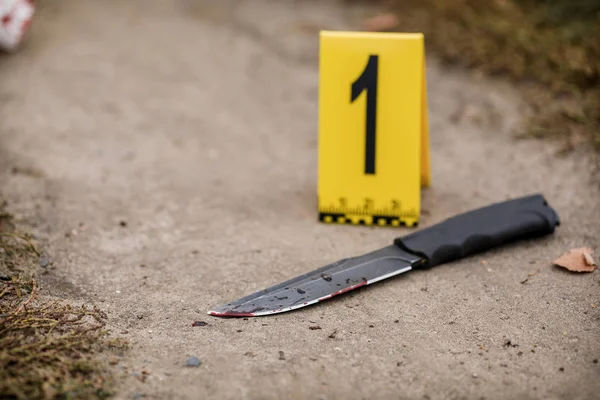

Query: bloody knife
(209, 194), (559, 317)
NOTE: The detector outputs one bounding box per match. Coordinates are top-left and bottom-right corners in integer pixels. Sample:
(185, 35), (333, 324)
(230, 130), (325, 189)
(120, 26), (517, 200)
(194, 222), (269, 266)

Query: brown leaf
(363, 13), (399, 32)
(553, 248), (597, 273)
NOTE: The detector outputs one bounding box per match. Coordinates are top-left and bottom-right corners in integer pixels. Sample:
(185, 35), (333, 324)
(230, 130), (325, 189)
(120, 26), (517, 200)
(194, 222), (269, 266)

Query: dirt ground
(1, 0), (599, 399)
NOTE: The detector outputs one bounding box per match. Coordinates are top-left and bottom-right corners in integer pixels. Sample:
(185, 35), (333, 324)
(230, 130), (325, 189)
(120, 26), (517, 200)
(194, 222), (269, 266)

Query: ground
(1, 0), (599, 399)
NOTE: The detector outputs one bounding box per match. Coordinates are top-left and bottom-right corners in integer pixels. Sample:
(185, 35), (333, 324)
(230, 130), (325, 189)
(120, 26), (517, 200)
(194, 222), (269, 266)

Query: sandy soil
(1, 1), (599, 399)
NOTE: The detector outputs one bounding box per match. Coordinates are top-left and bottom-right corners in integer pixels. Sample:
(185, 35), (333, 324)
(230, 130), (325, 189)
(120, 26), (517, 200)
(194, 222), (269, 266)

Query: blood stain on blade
(290, 297), (307, 306)
(318, 280), (368, 302)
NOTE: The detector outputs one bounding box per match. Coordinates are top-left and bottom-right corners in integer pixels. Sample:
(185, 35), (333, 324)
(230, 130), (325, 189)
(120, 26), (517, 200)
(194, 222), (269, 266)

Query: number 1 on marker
(351, 55), (378, 175)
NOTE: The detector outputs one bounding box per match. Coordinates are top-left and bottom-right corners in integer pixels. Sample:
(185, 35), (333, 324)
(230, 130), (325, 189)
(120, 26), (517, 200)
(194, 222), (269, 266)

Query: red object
(0, 0), (35, 51)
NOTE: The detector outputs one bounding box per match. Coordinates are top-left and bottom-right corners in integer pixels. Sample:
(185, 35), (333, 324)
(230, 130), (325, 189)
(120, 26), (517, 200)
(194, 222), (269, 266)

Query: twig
(520, 268), (541, 284)
(14, 279), (37, 314)
(0, 287), (10, 298)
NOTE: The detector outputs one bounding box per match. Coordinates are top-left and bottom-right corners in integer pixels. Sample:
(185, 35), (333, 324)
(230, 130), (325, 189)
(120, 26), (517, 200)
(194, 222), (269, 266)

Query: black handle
(394, 194), (560, 268)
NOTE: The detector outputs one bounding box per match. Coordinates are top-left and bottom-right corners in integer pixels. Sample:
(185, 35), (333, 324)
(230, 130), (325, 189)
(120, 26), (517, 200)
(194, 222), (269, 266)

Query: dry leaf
(363, 13), (399, 31)
(553, 248), (597, 273)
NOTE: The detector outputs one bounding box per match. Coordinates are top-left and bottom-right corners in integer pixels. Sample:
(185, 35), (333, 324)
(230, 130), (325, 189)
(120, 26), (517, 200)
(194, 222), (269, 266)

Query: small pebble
(593, 359), (598, 364)
(39, 255), (50, 268)
(119, 220), (128, 227)
(278, 351), (285, 360)
(472, 373), (478, 378)
(192, 321), (208, 327)
(185, 356), (201, 367)
(559, 367), (564, 372)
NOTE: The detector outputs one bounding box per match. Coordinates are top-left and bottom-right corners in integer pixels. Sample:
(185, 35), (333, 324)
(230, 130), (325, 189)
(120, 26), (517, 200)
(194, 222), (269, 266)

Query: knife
(209, 194), (559, 317)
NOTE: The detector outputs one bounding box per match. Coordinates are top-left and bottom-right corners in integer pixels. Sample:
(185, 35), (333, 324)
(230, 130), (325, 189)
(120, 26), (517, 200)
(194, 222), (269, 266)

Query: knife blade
(209, 194), (559, 317)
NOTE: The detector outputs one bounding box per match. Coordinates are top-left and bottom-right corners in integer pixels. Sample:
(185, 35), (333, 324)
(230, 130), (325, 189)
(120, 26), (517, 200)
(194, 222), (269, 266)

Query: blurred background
(350, 0), (600, 151)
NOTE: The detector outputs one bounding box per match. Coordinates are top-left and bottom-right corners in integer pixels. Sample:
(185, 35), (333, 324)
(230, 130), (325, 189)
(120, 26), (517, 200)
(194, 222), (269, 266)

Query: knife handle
(394, 194), (560, 268)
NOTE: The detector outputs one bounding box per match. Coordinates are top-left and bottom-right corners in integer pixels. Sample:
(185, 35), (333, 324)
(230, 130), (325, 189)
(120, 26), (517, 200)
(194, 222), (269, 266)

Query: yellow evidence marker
(317, 31), (430, 228)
